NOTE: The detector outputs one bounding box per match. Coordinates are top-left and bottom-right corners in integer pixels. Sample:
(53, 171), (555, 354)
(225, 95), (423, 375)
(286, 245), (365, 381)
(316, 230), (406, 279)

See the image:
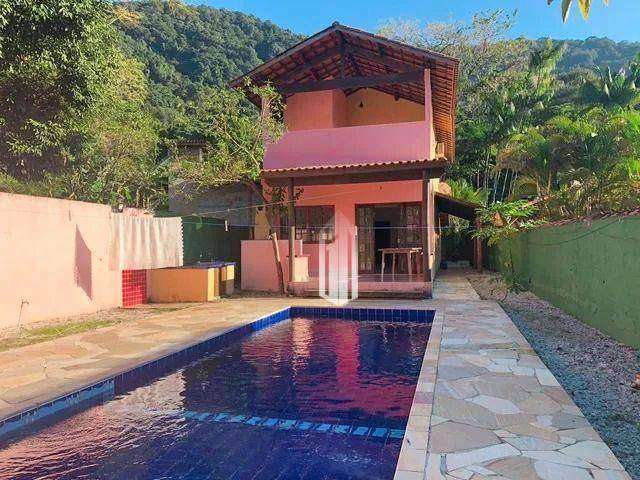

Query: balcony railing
(264, 121), (430, 170)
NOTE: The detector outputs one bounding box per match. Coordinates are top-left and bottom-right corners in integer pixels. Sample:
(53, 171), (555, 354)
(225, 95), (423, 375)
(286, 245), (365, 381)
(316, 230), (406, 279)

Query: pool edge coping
(394, 307), (445, 480)
(0, 305), (436, 443)
(0, 306), (292, 437)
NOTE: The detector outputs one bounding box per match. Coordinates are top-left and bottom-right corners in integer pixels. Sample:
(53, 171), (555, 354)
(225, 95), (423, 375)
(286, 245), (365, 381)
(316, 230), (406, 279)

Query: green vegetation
(0, 1), (638, 225)
(0, 306), (186, 352)
(0, 0), (300, 209)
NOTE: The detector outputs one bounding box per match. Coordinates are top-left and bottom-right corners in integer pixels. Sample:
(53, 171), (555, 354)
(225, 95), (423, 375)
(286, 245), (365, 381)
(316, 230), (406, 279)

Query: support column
(422, 170), (431, 282)
(288, 177), (296, 289)
(475, 218), (483, 273)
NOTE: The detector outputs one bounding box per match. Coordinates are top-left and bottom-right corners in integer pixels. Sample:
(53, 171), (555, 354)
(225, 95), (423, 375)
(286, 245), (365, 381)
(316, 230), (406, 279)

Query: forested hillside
(2, 0), (639, 214)
(118, 1), (640, 95)
(117, 1), (302, 127)
(544, 37), (640, 73)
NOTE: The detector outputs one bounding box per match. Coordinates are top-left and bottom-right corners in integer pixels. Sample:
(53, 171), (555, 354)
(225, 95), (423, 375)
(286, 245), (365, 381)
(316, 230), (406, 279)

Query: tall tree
(0, 0), (119, 177)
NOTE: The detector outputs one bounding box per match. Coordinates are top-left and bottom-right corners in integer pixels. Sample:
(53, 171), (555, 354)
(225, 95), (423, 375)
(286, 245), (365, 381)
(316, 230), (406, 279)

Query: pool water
(0, 316), (431, 480)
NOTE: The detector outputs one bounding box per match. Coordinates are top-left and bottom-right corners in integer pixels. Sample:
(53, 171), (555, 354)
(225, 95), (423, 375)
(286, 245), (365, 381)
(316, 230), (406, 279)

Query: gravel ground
(468, 272), (640, 479)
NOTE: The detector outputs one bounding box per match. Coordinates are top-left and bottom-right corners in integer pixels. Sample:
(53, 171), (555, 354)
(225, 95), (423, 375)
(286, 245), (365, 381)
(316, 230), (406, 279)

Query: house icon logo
(317, 210), (358, 305)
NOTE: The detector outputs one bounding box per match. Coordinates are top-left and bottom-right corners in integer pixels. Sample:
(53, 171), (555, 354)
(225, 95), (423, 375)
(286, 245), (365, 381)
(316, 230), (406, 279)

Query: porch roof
(435, 192), (480, 221)
(262, 158), (448, 186)
(231, 23), (459, 161)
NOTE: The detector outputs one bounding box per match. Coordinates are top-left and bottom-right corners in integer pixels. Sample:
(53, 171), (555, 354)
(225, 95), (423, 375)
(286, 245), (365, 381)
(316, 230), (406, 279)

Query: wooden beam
(475, 218), (483, 273)
(422, 170), (431, 283)
(346, 44), (417, 73)
(280, 69), (424, 95)
(288, 177), (296, 291)
(275, 47), (341, 83)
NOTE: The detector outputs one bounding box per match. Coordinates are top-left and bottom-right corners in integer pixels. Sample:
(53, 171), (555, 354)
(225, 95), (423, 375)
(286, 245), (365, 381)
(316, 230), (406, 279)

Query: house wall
(240, 239), (303, 292)
(284, 90), (348, 130)
(264, 121), (430, 170)
(267, 71), (437, 171)
(345, 89), (425, 126)
(295, 181), (438, 278)
(284, 88), (425, 131)
(0, 193), (147, 330)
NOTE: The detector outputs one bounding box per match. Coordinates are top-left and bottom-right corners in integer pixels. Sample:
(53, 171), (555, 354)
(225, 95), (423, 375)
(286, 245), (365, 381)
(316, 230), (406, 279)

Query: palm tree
(581, 55), (640, 109)
(497, 127), (560, 199)
(447, 179), (489, 205)
(547, 0), (610, 22)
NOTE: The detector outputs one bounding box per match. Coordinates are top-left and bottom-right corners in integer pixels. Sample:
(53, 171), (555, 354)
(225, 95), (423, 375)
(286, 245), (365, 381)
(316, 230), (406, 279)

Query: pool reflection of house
(235, 23), (463, 298)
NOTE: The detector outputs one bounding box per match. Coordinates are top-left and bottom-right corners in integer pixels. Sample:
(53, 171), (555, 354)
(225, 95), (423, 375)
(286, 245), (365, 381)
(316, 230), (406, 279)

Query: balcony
(264, 121), (431, 171)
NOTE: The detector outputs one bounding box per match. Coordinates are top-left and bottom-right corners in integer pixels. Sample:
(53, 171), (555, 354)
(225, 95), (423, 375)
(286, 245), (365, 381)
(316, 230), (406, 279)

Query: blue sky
(196, 0), (640, 41)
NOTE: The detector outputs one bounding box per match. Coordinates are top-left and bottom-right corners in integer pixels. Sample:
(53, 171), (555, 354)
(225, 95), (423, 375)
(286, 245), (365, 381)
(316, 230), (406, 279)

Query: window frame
(293, 205), (335, 244)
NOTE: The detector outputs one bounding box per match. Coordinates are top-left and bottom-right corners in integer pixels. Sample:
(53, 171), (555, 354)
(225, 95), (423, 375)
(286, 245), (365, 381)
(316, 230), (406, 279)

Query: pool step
(126, 406), (405, 441)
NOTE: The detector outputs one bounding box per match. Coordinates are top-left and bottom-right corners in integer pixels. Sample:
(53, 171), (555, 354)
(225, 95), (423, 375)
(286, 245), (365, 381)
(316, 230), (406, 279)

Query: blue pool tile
(332, 425), (351, 434)
(316, 423), (332, 432)
(371, 428), (388, 438)
(212, 413), (230, 422)
(244, 416), (264, 426)
(227, 415), (246, 423)
(351, 426), (369, 436)
(278, 419), (297, 429)
(296, 421), (313, 431)
(389, 429), (405, 439)
(262, 418), (279, 427)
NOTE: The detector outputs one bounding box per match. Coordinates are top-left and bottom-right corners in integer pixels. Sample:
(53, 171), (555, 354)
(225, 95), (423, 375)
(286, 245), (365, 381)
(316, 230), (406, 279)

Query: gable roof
(231, 23), (459, 161)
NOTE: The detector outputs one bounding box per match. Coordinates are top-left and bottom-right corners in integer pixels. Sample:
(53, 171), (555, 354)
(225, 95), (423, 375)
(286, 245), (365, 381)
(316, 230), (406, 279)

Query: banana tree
(547, 0), (610, 22)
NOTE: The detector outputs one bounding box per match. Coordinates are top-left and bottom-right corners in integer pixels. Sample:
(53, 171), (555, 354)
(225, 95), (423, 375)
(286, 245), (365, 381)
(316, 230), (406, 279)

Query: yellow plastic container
(148, 267), (220, 303)
(220, 264), (235, 296)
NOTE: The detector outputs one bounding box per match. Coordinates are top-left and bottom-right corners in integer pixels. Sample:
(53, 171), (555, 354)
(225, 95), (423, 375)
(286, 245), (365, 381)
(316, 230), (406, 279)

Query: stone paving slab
(0, 296), (436, 422)
(393, 269), (632, 480)
(0, 270), (631, 480)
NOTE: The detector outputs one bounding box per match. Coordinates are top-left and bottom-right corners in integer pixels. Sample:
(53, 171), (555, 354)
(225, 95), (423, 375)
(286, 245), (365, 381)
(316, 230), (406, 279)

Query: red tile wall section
(122, 270), (147, 308)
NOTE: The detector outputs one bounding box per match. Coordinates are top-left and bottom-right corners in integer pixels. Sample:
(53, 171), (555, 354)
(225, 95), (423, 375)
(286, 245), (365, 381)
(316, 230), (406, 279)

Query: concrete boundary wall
(494, 215), (640, 348)
(0, 193), (146, 330)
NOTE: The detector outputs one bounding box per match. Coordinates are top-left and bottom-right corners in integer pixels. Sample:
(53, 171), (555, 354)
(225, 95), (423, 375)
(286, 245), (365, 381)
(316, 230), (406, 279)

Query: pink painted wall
(264, 121), (429, 170)
(0, 193), (148, 330)
(242, 181), (439, 291)
(241, 239), (304, 292)
(296, 181), (431, 279)
(345, 88), (425, 126)
(268, 69), (436, 170)
(284, 90), (348, 130)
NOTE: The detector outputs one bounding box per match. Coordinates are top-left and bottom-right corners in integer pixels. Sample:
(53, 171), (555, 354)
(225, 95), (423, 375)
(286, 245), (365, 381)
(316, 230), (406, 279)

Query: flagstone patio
(394, 270), (631, 480)
(0, 270), (632, 479)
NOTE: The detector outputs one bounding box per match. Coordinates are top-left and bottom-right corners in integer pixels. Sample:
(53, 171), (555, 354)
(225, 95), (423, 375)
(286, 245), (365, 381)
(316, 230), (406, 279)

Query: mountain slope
(116, 1), (640, 127)
(117, 1), (302, 126)
(547, 37), (640, 73)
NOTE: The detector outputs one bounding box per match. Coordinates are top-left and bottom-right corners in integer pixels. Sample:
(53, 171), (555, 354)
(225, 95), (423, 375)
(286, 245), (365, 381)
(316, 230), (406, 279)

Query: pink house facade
(234, 24), (460, 298)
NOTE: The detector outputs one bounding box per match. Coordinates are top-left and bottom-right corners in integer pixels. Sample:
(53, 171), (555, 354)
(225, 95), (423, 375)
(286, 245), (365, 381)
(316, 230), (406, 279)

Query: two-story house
(235, 23), (460, 298)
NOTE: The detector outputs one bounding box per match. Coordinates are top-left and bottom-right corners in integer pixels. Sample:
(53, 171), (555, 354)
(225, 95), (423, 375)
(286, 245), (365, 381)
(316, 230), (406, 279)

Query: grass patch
(0, 306), (187, 352)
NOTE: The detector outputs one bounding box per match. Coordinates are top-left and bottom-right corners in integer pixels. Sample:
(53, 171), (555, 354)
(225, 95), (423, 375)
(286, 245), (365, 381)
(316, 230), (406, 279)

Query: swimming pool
(0, 307), (433, 480)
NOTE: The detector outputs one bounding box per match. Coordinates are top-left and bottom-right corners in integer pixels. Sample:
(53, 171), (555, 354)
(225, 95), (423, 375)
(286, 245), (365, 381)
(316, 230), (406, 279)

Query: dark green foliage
(181, 216), (251, 268)
(116, 1), (302, 132)
(0, 0), (118, 176)
(536, 37), (640, 74)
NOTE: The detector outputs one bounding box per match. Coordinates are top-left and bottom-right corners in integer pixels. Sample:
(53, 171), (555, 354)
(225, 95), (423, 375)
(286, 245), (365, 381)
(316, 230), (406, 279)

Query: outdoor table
(379, 247), (423, 277)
